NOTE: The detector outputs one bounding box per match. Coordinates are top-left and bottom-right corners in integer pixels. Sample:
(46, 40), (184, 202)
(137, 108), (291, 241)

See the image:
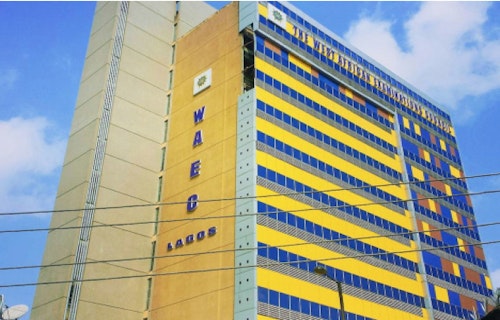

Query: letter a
(193, 130), (203, 147)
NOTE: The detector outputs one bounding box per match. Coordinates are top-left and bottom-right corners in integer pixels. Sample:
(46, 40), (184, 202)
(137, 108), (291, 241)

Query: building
(32, 2), (494, 320)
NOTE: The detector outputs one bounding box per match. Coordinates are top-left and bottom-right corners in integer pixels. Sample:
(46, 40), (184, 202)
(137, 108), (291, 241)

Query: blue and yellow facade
(235, 2), (493, 320)
(150, 1), (493, 319)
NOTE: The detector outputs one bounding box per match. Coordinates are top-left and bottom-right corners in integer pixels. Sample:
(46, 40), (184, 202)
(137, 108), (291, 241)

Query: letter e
(190, 160), (201, 178)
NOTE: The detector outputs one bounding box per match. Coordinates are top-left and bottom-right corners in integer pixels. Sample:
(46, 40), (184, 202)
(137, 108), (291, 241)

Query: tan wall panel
(140, 1), (175, 20)
(64, 120), (99, 165)
(30, 296), (67, 320)
(106, 124), (160, 171)
(80, 39), (112, 82)
(79, 264), (148, 317)
(75, 64), (107, 108)
(86, 16), (117, 60)
(127, 2), (175, 46)
(114, 70), (167, 117)
(123, 23), (172, 67)
(99, 155), (158, 202)
(57, 151), (93, 196)
(119, 46), (169, 89)
(92, 187), (156, 237)
(89, 2), (119, 39)
(85, 223), (151, 273)
(70, 94), (102, 135)
(110, 97), (164, 143)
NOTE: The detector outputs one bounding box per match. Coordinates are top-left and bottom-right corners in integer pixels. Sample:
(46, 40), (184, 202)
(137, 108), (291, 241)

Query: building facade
(32, 2), (494, 320)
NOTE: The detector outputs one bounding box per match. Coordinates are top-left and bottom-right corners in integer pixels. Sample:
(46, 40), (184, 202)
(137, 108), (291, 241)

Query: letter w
(194, 106), (206, 124)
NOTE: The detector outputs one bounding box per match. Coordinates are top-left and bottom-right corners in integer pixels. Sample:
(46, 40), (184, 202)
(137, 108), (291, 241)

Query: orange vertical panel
(459, 294), (476, 311)
(441, 258), (454, 274)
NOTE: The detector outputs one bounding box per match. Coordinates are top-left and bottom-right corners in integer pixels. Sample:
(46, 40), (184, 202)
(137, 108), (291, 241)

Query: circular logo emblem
(197, 75), (207, 87)
(273, 10), (283, 22)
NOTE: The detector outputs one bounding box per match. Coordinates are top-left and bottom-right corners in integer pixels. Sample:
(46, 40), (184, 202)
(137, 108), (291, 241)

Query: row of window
(259, 13), (455, 144)
(414, 203), (480, 242)
(258, 201), (417, 273)
(425, 264), (492, 298)
(257, 165), (412, 242)
(406, 167), (467, 197)
(404, 149), (468, 191)
(410, 180), (473, 215)
(254, 70), (397, 154)
(398, 113), (458, 160)
(256, 99), (402, 181)
(257, 130), (405, 210)
(431, 298), (484, 319)
(400, 126), (461, 167)
(263, 1), (452, 123)
(258, 242), (425, 308)
(255, 44), (393, 129)
(257, 34), (387, 125)
(402, 139), (454, 182)
(258, 286), (372, 320)
(420, 233), (486, 270)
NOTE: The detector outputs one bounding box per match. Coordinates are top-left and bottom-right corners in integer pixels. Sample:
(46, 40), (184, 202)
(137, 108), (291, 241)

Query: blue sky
(1, 1), (499, 317)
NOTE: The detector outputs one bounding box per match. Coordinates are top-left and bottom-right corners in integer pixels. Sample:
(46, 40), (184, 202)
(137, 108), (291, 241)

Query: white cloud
(344, 2), (500, 121)
(0, 117), (66, 213)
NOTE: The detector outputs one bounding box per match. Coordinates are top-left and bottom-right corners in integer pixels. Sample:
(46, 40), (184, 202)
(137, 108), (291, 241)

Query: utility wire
(0, 171), (498, 217)
(1, 220), (498, 273)
(1, 239), (499, 289)
(1, 187), (499, 234)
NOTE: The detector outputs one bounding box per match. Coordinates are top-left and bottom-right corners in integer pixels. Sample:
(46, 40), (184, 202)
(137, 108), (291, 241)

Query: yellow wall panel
(450, 165), (461, 178)
(414, 123), (421, 135)
(421, 221), (433, 238)
(403, 117), (410, 129)
(428, 199), (437, 213)
(449, 126), (456, 137)
(434, 285), (449, 303)
(257, 216), (421, 288)
(256, 147), (410, 228)
(256, 185), (419, 265)
(255, 114), (405, 200)
(255, 87), (401, 172)
(255, 59), (397, 144)
(423, 150), (430, 162)
(452, 262), (460, 276)
(445, 184), (452, 196)
(451, 210), (459, 224)
(289, 53), (312, 73)
(257, 267), (425, 320)
(440, 139), (447, 151)
(412, 166), (424, 181)
(485, 275), (493, 290)
(343, 87), (354, 99)
(457, 238), (466, 252)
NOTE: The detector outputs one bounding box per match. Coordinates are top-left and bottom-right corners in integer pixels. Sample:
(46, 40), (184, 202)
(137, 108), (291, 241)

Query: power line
(1, 239), (499, 289)
(1, 187), (499, 234)
(1, 219), (498, 273)
(0, 171), (498, 217)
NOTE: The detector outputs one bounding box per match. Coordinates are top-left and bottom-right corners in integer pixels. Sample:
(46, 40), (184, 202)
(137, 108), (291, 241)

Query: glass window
(291, 296), (300, 312)
(270, 290), (279, 306)
(300, 299), (311, 315)
(258, 287), (268, 303)
(280, 293), (290, 309)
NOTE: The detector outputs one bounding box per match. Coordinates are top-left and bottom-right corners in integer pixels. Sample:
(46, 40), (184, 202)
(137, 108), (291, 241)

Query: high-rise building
(32, 2), (494, 320)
